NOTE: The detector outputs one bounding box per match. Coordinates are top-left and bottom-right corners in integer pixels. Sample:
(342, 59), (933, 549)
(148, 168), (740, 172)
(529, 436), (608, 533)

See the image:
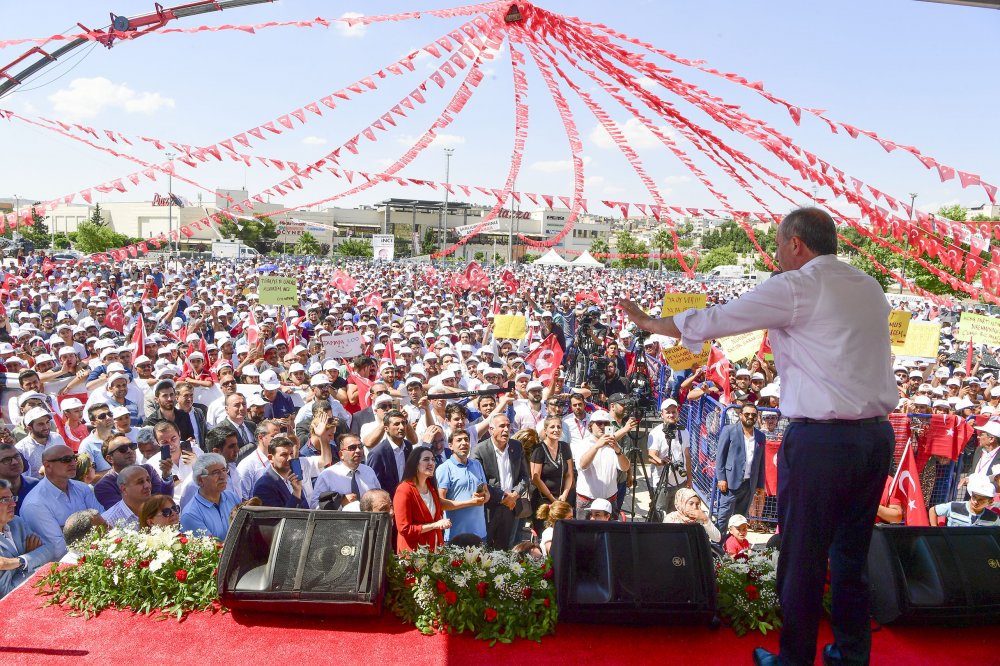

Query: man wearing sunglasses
(77, 403), (118, 476)
(93, 434), (175, 510)
(205, 371), (241, 427)
(100, 465), (152, 530)
(0, 442), (37, 517)
(312, 433), (381, 509)
(713, 404), (766, 540)
(20, 444), (103, 564)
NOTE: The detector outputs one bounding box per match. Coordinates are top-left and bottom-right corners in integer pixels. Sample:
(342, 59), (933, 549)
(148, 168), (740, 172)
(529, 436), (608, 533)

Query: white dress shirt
(492, 442), (513, 493)
(674, 255), (898, 420)
(311, 462), (381, 507)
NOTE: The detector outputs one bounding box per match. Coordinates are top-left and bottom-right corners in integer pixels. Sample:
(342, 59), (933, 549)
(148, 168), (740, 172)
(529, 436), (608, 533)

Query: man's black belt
(787, 416), (889, 425)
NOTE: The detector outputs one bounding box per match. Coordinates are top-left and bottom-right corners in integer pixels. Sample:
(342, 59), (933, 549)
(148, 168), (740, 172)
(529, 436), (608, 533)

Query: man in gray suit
(471, 413), (529, 549)
(714, 403), (766, 539)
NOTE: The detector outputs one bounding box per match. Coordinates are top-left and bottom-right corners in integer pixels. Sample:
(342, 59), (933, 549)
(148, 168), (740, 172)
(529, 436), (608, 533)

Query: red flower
(124, 558), (135, 569)
(522, 587), (533, 599)
(823, 583), (831, 595)
(102, 558), (114, 569)
(543, 598), (551, 607)
(484, 607), (498, 622)
(476, 581), (488, 598)
(444, 591), (457, 605)
(139, 560), (150, 569)
(745, 584), (760, 601)
(114, 538), (122, 545)
(175, 569), (188, 582)
(734, 551), (749, 562)
(178, 535), (189, 545)
(436, 579), (448, 593)
(450, 559), (463, 568)
(78, 556), (86, 565)
(404, 576), (416, 587)
(215, 542), (224, 550)
(90, 544), (99, 551)
(543, 568), (554, 580)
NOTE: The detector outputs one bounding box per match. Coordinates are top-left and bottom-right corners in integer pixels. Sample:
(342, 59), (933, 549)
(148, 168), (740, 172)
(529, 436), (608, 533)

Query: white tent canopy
(532, 248), (572, 266)
(571, 251), (604, 268)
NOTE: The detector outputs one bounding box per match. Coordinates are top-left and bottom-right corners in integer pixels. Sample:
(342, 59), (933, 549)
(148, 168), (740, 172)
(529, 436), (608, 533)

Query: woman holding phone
(529, 416), (575, 535)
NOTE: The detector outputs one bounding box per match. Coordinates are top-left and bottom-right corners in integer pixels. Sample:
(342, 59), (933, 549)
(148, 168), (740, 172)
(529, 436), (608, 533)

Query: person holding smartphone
(572, 410), (629, 518)
(251, 436), (308, 509)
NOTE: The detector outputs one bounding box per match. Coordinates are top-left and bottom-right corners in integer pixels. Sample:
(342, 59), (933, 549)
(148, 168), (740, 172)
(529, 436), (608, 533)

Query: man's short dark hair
(87, 402), (110, 421)
(448, 429), (470, 444)
(444, 403), (467, 421)
(779, 207), (837, 256)
(206, 426), (237, 452)
(382, 409), (406, 426)
(267, 435), (295, 456)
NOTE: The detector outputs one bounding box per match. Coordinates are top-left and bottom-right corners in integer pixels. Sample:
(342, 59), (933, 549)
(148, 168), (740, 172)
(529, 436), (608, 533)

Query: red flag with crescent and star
(524, 334), (564, 386)
(888, 440), (929, 526)
(104, 293), (126, 333)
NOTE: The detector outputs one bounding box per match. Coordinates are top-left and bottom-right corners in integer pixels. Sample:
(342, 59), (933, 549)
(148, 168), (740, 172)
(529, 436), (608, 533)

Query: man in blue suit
(1, 479), (50, 598)
(714, 403), (766, 539)
(251, 436), (308, 509)
(366, 410), (413, 498)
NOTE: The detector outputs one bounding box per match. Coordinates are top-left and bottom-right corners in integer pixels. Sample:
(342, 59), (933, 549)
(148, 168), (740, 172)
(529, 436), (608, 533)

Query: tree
(420, 228), (437, 255)
(612, 230), (649, 269)
(72, 221), (133, 254)
(215, 213), (279, 253)
(589, 237), (610, 257)
(337, 238), (373, 258)
(294, 231), (322, 256)
(698, 246), (738, 273)
(937, 204), (968, 222)
(650, 228), (676, 271)
(89, 203), (107, 227)
(474, 251), (486, 262)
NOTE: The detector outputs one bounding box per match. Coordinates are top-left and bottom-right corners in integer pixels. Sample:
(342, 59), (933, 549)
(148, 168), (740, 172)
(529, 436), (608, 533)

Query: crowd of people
(1, 247), (999, 600)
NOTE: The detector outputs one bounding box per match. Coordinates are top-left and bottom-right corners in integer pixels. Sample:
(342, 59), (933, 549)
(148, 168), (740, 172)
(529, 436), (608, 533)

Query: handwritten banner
(888, 311), (912, 345)
(718, 330), (765, 362)
(956, 312), (1000, 347)
(662, 341), (711, 371)
(890, 322), (941, 359)
(493, 315), (527, 340)
(661, 293), (707, 318)
(258, 276), (298, 306)
(322, 331), (363, 359)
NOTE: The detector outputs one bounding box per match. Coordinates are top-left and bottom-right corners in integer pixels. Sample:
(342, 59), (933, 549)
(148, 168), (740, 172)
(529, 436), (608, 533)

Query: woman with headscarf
(663, 487), (721, 542)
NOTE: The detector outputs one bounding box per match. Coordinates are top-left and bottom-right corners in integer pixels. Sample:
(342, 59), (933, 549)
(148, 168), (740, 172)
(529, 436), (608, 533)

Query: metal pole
(165, 152), (176, 263)
(13, 195), (19, 244)
(441, 148), (454, 253)
(900, 192), (916, 294)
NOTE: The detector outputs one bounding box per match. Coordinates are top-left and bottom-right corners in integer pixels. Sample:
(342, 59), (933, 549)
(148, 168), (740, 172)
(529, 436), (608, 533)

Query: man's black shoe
(822, 644), (842, 665)
(752, 647), (780, 666)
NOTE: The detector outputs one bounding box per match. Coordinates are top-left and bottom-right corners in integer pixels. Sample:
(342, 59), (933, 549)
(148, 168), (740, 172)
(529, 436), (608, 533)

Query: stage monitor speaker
(868, 525), (1000, 625)
(218, 507), (391, 616)
(551, 520), (717, 625)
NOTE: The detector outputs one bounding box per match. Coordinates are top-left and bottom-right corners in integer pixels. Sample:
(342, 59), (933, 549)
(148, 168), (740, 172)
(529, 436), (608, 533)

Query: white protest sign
(322, 331), (363, 359)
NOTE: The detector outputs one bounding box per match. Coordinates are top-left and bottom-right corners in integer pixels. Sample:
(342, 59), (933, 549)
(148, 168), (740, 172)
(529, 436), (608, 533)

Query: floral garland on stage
(715, 549), (781, 637)
(34, 526), (223, 619)
(386, 545), (557, 645)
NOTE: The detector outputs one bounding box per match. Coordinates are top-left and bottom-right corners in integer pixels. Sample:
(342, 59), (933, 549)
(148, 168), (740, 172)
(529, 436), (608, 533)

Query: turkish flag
(331, 270), (357, 293)
(764, 437), (781, 495)
(245, 308), (260, 348)
(276, 320), (289, 345)
(363, 292), (383, 315)
(706, 345), (731, 404)
(382, 338), (396, 368)
(888, 441), (929, 526)
(464, 261), (489, 293)
(575, 289), (602, 305)
(130, 314), (146, 364)
(349, 368), (374, 410)
(75, 278), (92, 294)
(524, 334), (564, 386)
(499, 269), (520, 294)
(757, 330), (772, 363)
(918, 413), (973, 467)
(104, 294), (126, 333)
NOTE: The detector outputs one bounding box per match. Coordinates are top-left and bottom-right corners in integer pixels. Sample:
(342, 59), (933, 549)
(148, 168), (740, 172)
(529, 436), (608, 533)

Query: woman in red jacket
(393, 446), (451, 553)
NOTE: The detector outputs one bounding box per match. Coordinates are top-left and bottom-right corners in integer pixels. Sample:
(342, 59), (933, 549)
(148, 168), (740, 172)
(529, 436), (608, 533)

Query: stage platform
(1, 576), (996, 665)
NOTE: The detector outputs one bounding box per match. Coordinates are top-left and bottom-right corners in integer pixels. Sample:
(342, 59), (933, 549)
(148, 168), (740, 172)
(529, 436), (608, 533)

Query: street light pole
(165, 152), (176, 262)
(900, 192), (917, 294)
(441, 148), (454, 253)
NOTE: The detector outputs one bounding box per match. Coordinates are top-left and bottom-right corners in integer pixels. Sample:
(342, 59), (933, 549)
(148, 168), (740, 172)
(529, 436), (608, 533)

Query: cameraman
(608, 393), (640, 513)
(647, 399), (691, 515)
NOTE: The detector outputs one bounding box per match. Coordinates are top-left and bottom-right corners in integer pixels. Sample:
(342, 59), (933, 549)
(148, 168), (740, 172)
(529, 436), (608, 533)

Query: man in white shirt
(15, 408), (67, 478)
(234, 419), (282, 500)
(647, 399), (689, 514)
(312, 433), (381, 508)
(101, 465), (151, 530)
(572, 410), (630, 516)
(560, 393), (591, 450)
(512, 381), (547, 433)
(621, 208), (899, 666)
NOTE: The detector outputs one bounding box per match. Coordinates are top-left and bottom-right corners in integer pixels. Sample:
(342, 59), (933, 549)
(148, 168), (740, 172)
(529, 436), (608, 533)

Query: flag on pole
(706, 345), (732, 404)
(130, 314), (146, 364)
(887, 440), (929, 526)
(524, 334), (564, 386)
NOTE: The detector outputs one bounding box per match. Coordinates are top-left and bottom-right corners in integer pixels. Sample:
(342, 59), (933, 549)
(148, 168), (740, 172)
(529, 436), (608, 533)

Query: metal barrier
(678, 398), (967, 529)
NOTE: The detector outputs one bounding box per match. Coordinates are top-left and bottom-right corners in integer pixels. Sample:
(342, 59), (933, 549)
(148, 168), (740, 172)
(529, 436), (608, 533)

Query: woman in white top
(536, 499), (573, 556)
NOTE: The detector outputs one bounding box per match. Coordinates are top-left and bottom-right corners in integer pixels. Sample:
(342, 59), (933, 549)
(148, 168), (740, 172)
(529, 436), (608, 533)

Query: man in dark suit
(176, 382), (208, 450)
(471, 413), (530, 549)
(714, 403), (766, 539)
(349, 381), (391, 436)
(366, 409), (412, 497)
(222, 393), (258, 459)
(251, 436), (308, 509)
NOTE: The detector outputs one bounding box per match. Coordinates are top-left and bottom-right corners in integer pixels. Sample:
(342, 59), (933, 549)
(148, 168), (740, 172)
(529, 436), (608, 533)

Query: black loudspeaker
(217, 507), (392, 616)
(868, 525), (1000, 625)
(551, 520), (717, 625)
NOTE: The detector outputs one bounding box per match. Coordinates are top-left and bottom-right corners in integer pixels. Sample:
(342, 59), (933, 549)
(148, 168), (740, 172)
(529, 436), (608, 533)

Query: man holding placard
(620, 208), (898, 666)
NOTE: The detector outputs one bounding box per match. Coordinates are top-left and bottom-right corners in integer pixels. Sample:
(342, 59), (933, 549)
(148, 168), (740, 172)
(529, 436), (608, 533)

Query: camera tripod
(645, 431), (688, 522)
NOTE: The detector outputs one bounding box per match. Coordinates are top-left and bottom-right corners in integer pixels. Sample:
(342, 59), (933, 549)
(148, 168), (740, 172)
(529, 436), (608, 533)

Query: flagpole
(887, 437), (911, 498)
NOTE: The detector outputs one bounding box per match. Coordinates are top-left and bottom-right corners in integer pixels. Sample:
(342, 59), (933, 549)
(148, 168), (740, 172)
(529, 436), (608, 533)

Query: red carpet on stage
(1, 578), (997, 665)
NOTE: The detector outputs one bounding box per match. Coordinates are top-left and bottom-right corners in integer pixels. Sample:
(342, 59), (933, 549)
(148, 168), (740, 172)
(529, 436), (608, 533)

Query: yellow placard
(661, 341), (711, 371)
(661, 293), (707, 318)
(956, 312), (1000, 347)
(493, 315), (527, 340)
(888, 311), (911, 345)
(258, 276), (298, 306)
(718, 330), (765, 362)
(890, 321), (941, 359)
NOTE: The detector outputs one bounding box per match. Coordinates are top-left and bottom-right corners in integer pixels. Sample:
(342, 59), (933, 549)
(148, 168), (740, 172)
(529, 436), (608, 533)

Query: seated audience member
(929, 473), (999, 526)
(512, 540), (544, 563)
(0, 441), (38, 515)
(449, 533), (484, 548)
(664, 488), (721, 542)
(180, 453), (240, 539)
(138, 495), (181, 530)
(393, 446), (450, 553)
(94, 433), (174, 510)
(359, 488), (392, 515)
(60, 509), (102, 564)
(725, 514), (751, 556)
(536, 499), (573, 556)
(584, 497), (614, 521)
(0, 479), (47, 598)
(252, 436), (309, 509)
(101, 465), (152, 530)
(20, 445), (104, 562)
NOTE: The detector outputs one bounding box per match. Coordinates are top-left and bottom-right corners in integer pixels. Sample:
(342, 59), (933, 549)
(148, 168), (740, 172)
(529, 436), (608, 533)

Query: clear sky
(0, 0), (996, 219)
